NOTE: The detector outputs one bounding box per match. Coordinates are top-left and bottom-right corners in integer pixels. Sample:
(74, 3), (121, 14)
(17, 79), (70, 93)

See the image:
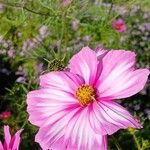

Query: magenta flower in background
(112, 18), (127, 32)
(27, 47), (149, 150)
(0, 111), (11, 120)
(0, 125), (23, 150)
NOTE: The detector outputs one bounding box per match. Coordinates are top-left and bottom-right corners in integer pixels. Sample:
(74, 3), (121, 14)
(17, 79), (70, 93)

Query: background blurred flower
(62, 0), (72, 7)
(16, 76), (26, 83)
(0, 35), (3, 43)
(39, 25), (49, 39)
(0, 111), (11, 120)
(0, 3), (5, 14)
(7, 49), (16, 58)
(112, 18), (127, 32)
(72, 19), (80, 31)
(0, 125), (23, 150)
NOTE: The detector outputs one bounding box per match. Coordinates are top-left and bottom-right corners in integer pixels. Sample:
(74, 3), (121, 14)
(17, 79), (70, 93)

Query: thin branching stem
(132, 132), (142, 150)
(0, 1), (49, 16)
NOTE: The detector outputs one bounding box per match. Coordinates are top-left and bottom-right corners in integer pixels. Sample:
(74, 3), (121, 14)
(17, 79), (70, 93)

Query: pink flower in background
(27, 47), (149, 150)
(112, 19), (127, 32)
(62, 0), (72, 7)
(0, 111), (11, 120)
(0, 125), (23, 150)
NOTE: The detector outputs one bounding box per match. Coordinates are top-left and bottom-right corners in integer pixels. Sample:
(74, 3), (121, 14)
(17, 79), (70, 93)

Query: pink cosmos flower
(112, 19), (127, 32)
(27, 47), (149, 150)
(0, 125), (23, 150)
(0, 111), (11, 120)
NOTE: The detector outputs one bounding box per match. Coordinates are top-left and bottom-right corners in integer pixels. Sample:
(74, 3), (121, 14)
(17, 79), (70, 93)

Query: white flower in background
(39, 25), (49, 38)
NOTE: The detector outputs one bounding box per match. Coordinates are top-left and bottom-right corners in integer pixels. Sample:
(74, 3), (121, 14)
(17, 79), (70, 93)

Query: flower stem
(58, 9), (67, 56)
(21, 117), (28, 128)
(0, 1), (49, 16)
(128, 128), (142, 150)
(132, 132), (142, 150)
(112, 135), (123, 150)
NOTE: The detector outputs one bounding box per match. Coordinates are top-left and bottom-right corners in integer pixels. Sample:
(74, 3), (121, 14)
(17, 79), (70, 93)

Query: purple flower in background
(39, 25), (49, 38)
(16, 76), (26, 83)
(0, 3), (5, 13)
(143, 23), (150, 31)
(3, 42), (9, 48)
(72, 19), (80, 31)
(0, 36), (3, 43)
(83, 35), (91, 42)
(7, 49), (16, 58)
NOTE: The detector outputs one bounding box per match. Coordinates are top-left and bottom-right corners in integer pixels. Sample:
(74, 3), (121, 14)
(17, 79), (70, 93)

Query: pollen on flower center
(75, 84), (96, 106)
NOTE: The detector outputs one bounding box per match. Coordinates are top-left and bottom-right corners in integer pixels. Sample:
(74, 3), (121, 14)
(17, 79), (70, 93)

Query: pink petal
(10, 129), (23, 150)
(35, 107), (107, 150)
(40, 71), (84, 94)
(119, 25), (126, 32)
(95, 47), (108, 60)
(27, 88), (80, 127)
(35, 107), (81, 150)
(69, 46), (100, 85)
(4, 125), (11, 148)
(96, 50), (149, 99)
(89, 102), (121, 135)
(47, 136), (107, 150)
(0, 141), (4, 150)
(89, 101), (141, 135)
(111, 69), (149, 99)
(64, 107), (107, 150)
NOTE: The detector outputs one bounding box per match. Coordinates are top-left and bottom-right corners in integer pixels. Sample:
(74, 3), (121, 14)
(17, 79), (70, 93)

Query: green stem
(132, 133), (142, 150)
(0, 1), (49, 16)
(112, 135), (123, 150)
(58, 10), (67, 56)
(108, 1), (113, 16)
(64, 14), (68, 51)
(21, 117), (28, 128)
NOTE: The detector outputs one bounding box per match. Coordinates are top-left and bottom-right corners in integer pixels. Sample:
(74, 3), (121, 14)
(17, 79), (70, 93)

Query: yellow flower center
(75, 84), (96, 106)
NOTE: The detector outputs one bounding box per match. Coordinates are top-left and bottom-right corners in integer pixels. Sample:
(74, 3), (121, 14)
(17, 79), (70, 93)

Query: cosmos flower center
(75, 84), (96, 106)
